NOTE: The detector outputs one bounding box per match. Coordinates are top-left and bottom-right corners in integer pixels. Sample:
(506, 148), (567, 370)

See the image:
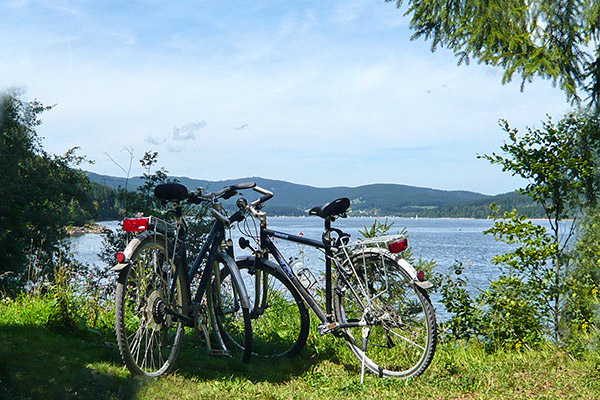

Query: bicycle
(111, 182), (272, 377)
(216, 186), (438, 381)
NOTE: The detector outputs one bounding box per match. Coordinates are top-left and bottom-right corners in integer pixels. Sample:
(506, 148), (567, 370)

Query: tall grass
(2, 291), (600, 399)
(1, 252), (600, 399)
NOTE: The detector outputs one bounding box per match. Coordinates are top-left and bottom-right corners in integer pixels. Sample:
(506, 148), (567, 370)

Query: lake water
(70, 217), (548, 320)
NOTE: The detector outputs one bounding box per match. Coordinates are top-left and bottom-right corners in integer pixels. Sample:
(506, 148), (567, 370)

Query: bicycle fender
(110, 231), (154, 272)
(396, 258), (435, 290)
(217, 252), (252, 310)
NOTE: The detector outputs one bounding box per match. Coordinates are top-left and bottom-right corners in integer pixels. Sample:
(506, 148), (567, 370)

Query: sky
(1, 0), (571, 195)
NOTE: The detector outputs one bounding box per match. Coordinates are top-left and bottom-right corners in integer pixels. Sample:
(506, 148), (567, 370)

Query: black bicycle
(111, 182), (271, 377)
(216, 185), (437, 380)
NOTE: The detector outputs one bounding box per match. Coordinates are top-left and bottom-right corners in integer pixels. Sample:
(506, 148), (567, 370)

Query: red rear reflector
(417, 270), (425, 282)
(116, 252), (126, 263)
(389, 238), (408, 253)
(123, 218), (149, 232)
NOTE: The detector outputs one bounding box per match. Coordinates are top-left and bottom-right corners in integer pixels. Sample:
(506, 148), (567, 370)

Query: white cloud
(145, 134), (166, 146)
(171, 121), (207, 141)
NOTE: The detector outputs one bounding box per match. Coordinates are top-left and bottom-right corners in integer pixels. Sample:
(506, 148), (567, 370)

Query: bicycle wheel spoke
(384, 326), (426, 351)
(334, 250), (436, 378)
(116, 236), (185, 377)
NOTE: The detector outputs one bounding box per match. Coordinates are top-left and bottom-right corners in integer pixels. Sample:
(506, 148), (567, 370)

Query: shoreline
(66, 223), (111, 236)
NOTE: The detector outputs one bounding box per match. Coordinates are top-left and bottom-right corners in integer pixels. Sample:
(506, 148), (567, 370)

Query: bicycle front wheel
(115, 234), (186, 377)
(215, 257), (310, 358)
(333, 250), (437, 378)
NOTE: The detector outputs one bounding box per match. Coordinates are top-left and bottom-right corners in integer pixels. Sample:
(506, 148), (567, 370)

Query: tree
(480, 111), (600, 341)
(389, 0), (600, 109)
(0, 88), (90, 292)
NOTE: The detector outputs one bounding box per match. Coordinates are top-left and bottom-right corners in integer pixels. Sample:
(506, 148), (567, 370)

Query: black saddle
(309, 198), (350, 220)
(154, 183), (189, 201)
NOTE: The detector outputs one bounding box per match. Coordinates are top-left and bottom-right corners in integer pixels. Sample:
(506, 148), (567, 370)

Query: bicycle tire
(215, 257), (310, 358)
(211, 253), (253, 362)
(333, 250), (437, 378)
(115, 234), (186, 377)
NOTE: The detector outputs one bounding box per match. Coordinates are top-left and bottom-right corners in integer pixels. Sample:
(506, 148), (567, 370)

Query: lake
(70, 217), (545, 320)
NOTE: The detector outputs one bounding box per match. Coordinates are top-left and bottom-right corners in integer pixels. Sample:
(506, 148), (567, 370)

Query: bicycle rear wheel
(115, 234), (186, 377)
(215, 257), (310, 358)
(333, 250), (437, 378)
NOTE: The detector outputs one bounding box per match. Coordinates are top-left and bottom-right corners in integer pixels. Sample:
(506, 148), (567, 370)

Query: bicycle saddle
(154, 183), (189, 201)
(309, 198), (350, 220)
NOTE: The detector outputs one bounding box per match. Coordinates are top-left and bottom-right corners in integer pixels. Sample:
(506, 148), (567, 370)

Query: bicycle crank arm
(165, 307), (194, 326)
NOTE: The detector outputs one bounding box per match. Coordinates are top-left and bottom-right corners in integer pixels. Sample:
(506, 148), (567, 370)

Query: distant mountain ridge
(86, 172), (542, 218)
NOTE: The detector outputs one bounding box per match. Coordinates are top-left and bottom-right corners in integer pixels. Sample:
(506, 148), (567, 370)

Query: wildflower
(515, 340), (522, 349)
(582, 321), (589, 331)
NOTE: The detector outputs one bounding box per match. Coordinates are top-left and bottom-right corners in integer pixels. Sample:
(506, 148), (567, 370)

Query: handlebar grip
(258, 193), (273, 203)
(222, 182), (257, 200)
(250, 186), (274, 207)
(187, 192), (203, 204)
(232, 182), (256, 190)
(221, 189), (237, 200)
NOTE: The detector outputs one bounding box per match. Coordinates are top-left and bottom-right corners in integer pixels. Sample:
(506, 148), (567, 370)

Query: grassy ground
(1, 295), (599, 400)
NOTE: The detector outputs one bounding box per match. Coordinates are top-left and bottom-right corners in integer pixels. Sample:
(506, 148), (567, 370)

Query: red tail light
(116, 251), (127, 263)
(389, 238), (408, 253)
(123, 217), (149, 232)
(417, 270), (425, 281)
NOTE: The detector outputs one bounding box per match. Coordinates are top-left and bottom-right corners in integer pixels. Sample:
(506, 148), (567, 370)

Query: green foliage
(438, 262), (482, 341)
(481, 112), (600, 215)
(46, 264), (80, 331)
(98, 150), (211, 269)
(478, 112), (600, 343)
(0, 88), (92, 293)
(440, 259), (546, 349)
(480, 276), (545, 349)
(359, 218), (438, 292)
(136, 150), (172, 214)
(485, 207), (558, 272)
(439, 111), (600, 348)
(482, 206), (560, 343)
(2, 294), (600, 399)
(358, 217), (394, 238)
(390, 0), (600, 109)
(564, 206), (600, 354)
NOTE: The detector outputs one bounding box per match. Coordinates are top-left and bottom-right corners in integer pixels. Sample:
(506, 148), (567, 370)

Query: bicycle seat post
(324, 217), (333, 317)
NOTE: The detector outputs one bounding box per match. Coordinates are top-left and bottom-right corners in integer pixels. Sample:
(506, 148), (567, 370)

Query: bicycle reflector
(388, 238), (408, 253)
(116, 251), (127, 263)
(123, 217), (149, 232)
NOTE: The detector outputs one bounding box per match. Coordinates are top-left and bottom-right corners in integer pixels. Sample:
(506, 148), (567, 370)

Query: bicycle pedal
(318, 322), (339, 335)
(209, 349), (231, 357)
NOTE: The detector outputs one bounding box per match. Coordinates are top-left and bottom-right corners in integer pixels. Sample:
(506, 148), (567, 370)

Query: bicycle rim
(333, 251), (437, 378)
(115, 236), (185, 377)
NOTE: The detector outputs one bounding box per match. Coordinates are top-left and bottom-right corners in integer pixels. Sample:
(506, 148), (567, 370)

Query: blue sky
(1, 0), (569, 194)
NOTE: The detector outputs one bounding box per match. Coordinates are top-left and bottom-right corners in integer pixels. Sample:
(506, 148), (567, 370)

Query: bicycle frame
(259, 223), (336, 324)
(162, 217), (230, 326)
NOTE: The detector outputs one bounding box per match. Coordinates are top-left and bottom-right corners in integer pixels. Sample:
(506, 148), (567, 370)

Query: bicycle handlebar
(186, 182), (270, 225)
(251, 185), (274, 207)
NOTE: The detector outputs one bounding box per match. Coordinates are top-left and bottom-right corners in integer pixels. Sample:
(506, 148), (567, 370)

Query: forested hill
(87, 172), (543, 218)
